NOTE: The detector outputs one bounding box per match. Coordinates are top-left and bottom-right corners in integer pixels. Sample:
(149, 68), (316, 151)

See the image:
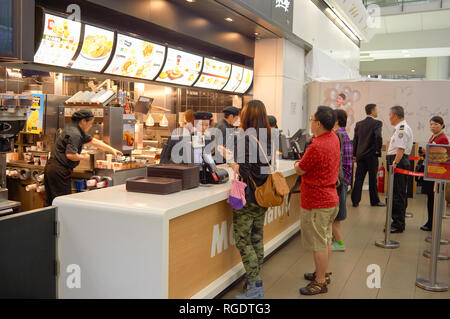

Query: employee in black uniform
(214, 107), (240, 145)
(44, 110), (123, 205)
(268, 115), (278, 129)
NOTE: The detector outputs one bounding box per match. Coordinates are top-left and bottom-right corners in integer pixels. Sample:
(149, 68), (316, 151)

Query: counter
(54, 159), (301, 299)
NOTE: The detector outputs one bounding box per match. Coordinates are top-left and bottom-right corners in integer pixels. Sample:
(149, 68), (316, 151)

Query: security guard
(44, 110), (123, 205)
(386, 106), (413, 233)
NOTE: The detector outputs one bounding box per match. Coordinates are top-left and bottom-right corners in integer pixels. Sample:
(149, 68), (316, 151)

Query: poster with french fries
(156, 48), (203, 86)
(194, 58), (231, 90)
(234, 68), (254, 94)
(104, 33), (166, 80)
(34, 13), (81, 67)
(26, 94), (44, 134)
(424, 144), (450, 181)
(71, 24), (114, 72)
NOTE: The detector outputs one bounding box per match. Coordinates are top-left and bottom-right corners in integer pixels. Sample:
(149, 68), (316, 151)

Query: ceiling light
(186, 0), (195, 2)
(225, 17), (233, 22)
(411, 69), (415, 72)
(254, 32), (259, 36)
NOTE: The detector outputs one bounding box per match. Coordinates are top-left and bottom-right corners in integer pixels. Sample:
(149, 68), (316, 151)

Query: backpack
(248, 136), (290, 208)
(335, 131), (345, 188)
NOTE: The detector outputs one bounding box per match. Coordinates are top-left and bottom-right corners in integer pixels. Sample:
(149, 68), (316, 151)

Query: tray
(126, 176), (182, 195)
(147, 164), (200, 190)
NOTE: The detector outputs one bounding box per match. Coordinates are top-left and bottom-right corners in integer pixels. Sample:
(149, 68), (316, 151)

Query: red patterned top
(297, 131), (340, 210)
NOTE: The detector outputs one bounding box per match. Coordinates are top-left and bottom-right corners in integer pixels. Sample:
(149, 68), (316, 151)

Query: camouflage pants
(233, 202), (267, 281)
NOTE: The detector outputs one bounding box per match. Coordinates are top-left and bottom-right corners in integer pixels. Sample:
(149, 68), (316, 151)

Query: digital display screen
(222, 65), (243, 92)
(34, 13), (81, 67)
(104, 33), (166, 80)
(234, 68), (254, 94)
(194, 58), (231, 90)
(71, 24), (115, 72)
(156, 48), (203, 86)
(0, 0), (13, 56)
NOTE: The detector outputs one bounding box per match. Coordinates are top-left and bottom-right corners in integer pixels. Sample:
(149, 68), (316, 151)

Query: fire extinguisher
(377, 163), (386, 193)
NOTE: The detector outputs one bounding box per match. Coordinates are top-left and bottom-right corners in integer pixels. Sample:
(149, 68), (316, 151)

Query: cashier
(44, 110), (123, 205)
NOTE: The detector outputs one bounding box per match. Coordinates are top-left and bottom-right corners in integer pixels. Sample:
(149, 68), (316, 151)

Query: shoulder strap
(250, 135), (274, 173)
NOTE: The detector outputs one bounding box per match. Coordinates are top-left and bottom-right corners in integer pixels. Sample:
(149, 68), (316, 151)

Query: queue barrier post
(416, 182), (449, 292)
(375, 165), (400, 249)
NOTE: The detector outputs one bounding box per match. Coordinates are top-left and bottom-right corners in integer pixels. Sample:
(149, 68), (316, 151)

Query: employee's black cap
(194, 112), (213, 120)
(268, 115), (278, 128)
(72, 109), (94, 122)
(222, 106), (240, 116)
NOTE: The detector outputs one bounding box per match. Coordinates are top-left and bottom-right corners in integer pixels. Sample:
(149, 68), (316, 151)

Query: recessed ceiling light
(225, 17), (233, 22)
(254, 32), (259, 36)
(186, 0), (195, 2)
(411, 69), (415, 72)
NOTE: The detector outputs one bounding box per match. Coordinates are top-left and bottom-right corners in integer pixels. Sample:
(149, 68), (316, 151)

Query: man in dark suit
(351, 104), (385, 207)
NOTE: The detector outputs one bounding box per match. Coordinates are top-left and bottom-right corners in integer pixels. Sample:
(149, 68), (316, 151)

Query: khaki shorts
(300, 206), (339, 252)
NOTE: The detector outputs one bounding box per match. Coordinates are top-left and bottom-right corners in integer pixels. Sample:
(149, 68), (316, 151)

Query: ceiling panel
(421, 10), (450, 30)
(374, 16), (388, 34)
(384, 13), (422, 33)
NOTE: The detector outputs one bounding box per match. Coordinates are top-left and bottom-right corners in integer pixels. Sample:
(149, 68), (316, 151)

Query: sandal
(304, 271), (332, 284)
(299, 280), (328, 295)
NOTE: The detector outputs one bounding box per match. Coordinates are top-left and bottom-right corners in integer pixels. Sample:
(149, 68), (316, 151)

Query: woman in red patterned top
(421, 116), (449, 231)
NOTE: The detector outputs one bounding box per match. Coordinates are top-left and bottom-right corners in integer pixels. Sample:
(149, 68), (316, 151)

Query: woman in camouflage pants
(231, 100), (271, 299)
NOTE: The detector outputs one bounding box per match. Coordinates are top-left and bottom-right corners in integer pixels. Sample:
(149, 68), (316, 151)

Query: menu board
(156, 48), (203, 86)
(222, 65), (243, 92)
(424, 144), (450, 181)
(26, 94), (45, 134)
(234, 68), (254, 94)
(194, 58), (231, 90)
(34, 13), (81, 67)
(71, 24), (115, 72)
(104, 33), (166, 80)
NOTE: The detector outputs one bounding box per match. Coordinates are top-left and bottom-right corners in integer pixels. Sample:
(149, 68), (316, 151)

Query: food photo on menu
(426, 145), (450, 180)
(71, 24), (114, 72)
(157, 48), (203, 86)
(234, 68), (253, 94)
(104, 33), (166, 80)
(34, 13), (81, 67)
(195, 58), (231, 90)
(222, 65), (243, 92)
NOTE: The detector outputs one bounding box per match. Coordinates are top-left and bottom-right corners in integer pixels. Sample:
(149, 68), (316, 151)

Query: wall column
(426, 56), (449, 80)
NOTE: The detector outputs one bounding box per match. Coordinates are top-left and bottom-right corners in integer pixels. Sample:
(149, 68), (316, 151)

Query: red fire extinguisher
(377, 163), (386, 193)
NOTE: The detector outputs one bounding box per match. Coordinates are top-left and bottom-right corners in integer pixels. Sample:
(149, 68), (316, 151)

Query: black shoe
(420, 225), (432, 231)
(352, 203), (359, 207)
(371, 202), (386, 207)
(390, 227), (403, 233)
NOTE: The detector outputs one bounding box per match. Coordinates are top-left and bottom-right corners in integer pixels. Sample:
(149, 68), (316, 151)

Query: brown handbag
(248, 136), (290, 208)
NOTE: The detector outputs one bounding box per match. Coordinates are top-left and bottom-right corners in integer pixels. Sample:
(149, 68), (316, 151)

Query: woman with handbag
(421, 116), (449, 231)
(229, 100), (272, 299)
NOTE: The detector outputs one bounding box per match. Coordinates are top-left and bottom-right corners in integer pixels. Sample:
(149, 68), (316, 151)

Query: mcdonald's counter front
(54, 159), (301, 299)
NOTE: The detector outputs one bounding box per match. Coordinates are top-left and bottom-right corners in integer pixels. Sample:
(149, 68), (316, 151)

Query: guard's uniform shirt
(386, 120), (413, 231)
(387, 120), (413, 156)
(44, 123), (93, 206)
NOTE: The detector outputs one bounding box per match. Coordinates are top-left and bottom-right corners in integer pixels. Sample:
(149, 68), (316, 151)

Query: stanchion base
(405, 212), (413, 218)
(423, 249), (450, 260)
(375, 240), (400, 249)
(425, 236), (449, 245)
(416, 278), (448, 292)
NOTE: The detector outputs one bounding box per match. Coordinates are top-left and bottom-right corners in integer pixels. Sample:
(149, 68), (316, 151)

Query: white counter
(55, 160), (299, 299)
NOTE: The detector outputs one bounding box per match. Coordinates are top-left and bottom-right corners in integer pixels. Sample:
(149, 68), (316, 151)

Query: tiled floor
(220, 191), (450, 299)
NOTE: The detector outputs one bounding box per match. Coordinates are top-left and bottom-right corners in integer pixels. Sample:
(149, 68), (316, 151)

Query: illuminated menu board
(71, 24), (115, 72)
(234, 68), (253, 94)
(34, 13), (81, 67)
(104, 33), (166, 80)
(194, 58), (231, 90)
(222, 65), (243, 92)
(156, 48), (203, 86)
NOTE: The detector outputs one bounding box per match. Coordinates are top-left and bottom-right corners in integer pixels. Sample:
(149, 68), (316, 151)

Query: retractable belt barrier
(408, 156), (422, 161)
(394, 168), (424, 177)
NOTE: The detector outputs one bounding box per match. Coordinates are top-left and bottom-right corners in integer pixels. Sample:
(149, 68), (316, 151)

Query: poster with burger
(425, 144), (450, 181)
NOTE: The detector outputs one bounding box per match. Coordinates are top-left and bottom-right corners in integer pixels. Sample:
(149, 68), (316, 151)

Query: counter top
(54, 159), (297, 220)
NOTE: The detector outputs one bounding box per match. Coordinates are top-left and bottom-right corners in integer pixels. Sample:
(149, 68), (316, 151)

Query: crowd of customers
(217, 98), (447, 299)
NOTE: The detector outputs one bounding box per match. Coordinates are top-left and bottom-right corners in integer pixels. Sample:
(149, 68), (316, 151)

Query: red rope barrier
(408, 156), (422, 161)
(394, 168), (424, 177)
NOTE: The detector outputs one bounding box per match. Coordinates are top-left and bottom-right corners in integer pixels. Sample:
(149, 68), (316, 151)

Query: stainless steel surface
(103, 106), (125, 153)
(376, 165), (399, 249)
(0, 188), (8, 202)
(425, 235), (449, 245)
(423, 249), (450, 260)
(45, 95), (68, 135)
(94, 167), (147, 186)
(0, 200), (21, 216)
(415, 278), (448, 292)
